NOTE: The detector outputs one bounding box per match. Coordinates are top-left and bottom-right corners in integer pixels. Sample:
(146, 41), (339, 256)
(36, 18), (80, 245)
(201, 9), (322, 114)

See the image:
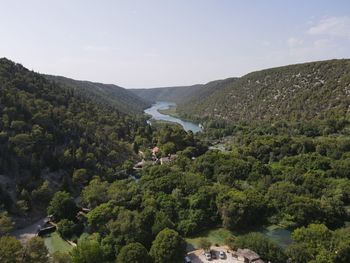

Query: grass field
(43, 232), (73, 254)
(185, 226), (292, 251)
(186, 228), (234, 251)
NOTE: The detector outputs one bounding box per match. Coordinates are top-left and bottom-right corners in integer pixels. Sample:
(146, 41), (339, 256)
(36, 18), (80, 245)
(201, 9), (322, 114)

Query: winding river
(144, 101), (202, 133)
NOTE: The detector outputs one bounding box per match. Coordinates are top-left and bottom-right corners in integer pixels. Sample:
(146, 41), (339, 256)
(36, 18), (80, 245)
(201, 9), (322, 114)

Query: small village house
(232, 248), (265, 263)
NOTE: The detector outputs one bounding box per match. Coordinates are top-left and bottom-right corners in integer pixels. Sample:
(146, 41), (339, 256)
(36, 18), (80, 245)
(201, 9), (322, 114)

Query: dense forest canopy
(1, 58), (350, 263)
(0, 58), (149, 215)
(46, 75), (150, 115)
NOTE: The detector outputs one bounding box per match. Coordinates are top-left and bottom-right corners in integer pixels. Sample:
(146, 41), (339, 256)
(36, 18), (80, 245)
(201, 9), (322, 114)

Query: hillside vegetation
(131, 84), (203, 104)
(1, 58), (350, 263)
(178, 59), (350, 124)
(131, 78), (236, 104)
(46, 75), (150, 115)
(0, 58), (149, 214)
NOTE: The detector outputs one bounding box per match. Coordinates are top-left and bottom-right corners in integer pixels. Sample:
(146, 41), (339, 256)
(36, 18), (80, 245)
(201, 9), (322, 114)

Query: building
(232, 249), (264, 263)
(152, 146), (160, 155)
(160, 154), (177, 165)
(134, 159), (153, 169)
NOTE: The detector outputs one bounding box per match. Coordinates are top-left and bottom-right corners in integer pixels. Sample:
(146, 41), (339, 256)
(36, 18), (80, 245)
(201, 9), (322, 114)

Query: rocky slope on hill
(178, 59), (350, 123)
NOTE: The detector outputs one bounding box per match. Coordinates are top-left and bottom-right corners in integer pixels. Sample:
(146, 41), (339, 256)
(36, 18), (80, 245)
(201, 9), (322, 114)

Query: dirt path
(11, 217), (47, 244)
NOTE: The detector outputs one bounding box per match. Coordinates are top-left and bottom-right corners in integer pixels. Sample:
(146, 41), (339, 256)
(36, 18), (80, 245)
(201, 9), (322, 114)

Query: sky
(1, 0), (350, 88)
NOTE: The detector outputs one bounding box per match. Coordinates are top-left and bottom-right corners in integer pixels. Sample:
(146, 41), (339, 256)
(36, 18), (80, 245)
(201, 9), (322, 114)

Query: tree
(133, 142), (139, 154)
(70, 238), (103, 263)
(0, 236), (23, 263)
(231, 233), (287, 263)
(216, 157), (251, 185)
(150, 228), (186, 263)
(31, 180), (52, 205)
(161, 142), (176, 156)
(72, 169), (89, 186)
(87, 202), (117, 233)
(292, 223), (332, 245)
(24, 237), (49, 263)
(100, 234), (118, 262)
(286, 224), (335, 263)
(122, 160), (134, 175)
(106, 209), (149, 247)
(198, 238), (211, 251)
(151, 211), (175, 236)
(177, 218), (197, 237)
(47, 191), (78, 221)
(116, 242), (150, 263)
(286, 243), (313, 263)
(81, 178), (108, 209)
(51, 251), (71, 263)
(0, 212), (14, 235)
(57, 219), (82, 239)
(334, 240), (350, 263)
(216, 189), (267, 230)
(266, 181), (298, 211)
(107, 180), (142, 208)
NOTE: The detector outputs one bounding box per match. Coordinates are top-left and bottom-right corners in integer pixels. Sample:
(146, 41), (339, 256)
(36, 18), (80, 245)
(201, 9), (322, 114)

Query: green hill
(46, 75), (150, 115)
(132, 59), (350, 125)
(130, 84), (203, 104)
(0, 58), (148, 213)
(130, 78), (236, 104)
(178, 59), (350, 124)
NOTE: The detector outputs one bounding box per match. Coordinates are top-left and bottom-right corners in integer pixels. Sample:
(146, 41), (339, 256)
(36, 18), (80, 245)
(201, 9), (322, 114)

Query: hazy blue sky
(1, 0), (350, 88)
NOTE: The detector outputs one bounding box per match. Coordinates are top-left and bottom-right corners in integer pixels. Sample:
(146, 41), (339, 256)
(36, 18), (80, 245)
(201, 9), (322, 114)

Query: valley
(144, 101), (202, 133)
(133, 60), (350, 126)
(2, 2), (350, 262)
(1, 58), (350, 263)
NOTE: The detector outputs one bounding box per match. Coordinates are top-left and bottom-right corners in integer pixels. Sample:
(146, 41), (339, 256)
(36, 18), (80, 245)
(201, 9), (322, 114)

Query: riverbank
(157, 105), (180, 118)
(148, 119), (183, 129)
(144, 101), (202, 133)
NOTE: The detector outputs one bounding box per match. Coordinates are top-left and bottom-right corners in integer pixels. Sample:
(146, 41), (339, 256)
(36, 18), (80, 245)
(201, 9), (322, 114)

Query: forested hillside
(0, 58), (149, 215)
(131, 84), (203, 104)
(1, 58), (350, 263)
(130, 78), (236, 104)
(178, 59), (350, 124)
(46, 75), (150, 115)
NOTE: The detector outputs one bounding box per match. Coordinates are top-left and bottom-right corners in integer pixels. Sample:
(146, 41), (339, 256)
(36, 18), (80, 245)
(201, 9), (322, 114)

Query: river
(144, 101), (202, 133)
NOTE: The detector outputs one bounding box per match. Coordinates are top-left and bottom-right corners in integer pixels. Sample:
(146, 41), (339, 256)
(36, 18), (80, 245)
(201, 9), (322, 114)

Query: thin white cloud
(83, 45), (120, 52)
(287, 37), (303, 48)
(279, 16), (350, 63)
(261, 40), (271, 47)
(143, 53), (160, 58)
(285, 37), (338, 62)
(308, 16), (350, 38)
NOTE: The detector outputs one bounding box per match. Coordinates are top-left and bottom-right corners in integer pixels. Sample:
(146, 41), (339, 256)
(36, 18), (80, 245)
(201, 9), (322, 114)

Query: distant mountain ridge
(0, 58), (147, 213)
(130, 84), (204, 104)
(46, 75), (150, 115)
(132, 59), (350, 124)
(178, 59), (350, 123)
(130, 78), (236, 104)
